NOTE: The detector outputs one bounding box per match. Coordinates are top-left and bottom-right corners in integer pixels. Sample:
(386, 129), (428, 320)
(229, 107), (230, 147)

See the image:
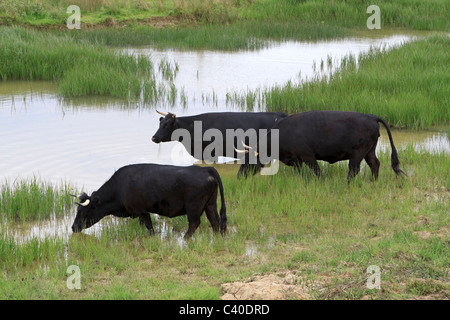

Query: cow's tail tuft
(209, 168), (227, 234)
(375, 117), (407, 177)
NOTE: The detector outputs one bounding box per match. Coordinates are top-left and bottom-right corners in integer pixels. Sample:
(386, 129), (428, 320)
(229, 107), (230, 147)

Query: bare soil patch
(221, 271), (312, 300)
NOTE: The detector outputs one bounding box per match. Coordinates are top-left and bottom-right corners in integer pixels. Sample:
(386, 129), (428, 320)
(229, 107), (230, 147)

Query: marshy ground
(1, 151), (449, 299)
(0, 0), (449, 300)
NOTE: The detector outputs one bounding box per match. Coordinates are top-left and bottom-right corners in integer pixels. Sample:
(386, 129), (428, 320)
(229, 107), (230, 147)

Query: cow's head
(151, 110), (178, 143)
(71, 192), (103, 232)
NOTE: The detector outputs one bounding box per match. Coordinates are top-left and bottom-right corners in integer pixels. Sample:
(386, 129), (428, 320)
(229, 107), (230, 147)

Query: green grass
(1, 0), (449, 31)
(0, 26), (152, 96)
(228, 35), (450, 129)
(0, 178), (75, 222)
(0, 26), (186, 103)
(57, 20), (350, 51)
(1, 147), (449, 299)
(1, 1), (448, 51)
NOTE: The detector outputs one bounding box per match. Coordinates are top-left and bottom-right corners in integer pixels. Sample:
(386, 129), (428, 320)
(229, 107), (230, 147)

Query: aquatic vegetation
(0, 27), (151, 96)
(0, 148), (449, 299)
(2, 0), (448, 32)
(227, 35), (450, 129)
(0, 178), (75, 221)
(59, 20), (349, 51)
(158, 57), (179, 81)
(0, 26), (186, 105)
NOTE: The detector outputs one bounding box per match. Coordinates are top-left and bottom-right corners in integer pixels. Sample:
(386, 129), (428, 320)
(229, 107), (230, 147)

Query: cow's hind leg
(303, 156), (321, 177)
(292, 161), (303, 172)
(185, 216), (201, 239)
(184, 205), (203, 239)
(347, 159), (361, 182)
(347, 154), (365, 182)
(364, 143), (380, 180)
(202, 187), (220, 234)
(205, 205), (220, 235)
(138, 213), (155, 235)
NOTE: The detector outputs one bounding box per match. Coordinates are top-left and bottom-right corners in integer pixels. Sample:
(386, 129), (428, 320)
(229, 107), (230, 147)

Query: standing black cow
(151, 111), (287, 178)
(238, 111), (406, 181)
(71, 164), (226, 238)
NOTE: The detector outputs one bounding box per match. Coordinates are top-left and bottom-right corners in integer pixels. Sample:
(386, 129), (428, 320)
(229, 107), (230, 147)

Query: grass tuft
(0, 178), (75, 221)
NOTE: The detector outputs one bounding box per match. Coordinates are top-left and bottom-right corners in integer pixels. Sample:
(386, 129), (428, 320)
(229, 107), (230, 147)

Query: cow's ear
(78, 192), (89, 202)
(159, 117), (163, 121)
(90, 193), (101, 207)
(92, 196), (101, 207)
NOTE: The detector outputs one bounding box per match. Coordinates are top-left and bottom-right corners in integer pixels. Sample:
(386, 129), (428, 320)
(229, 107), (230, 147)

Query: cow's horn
(171, 113), (176, 118)
(234, 146), (249, 154)
(76, 199), (90, 207)
(156, 110), (168, 116)
(69, 194), (78, 198)
(242, 141), (252, 149)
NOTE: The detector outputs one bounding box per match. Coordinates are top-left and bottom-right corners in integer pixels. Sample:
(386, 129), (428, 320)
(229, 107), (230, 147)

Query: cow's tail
(209, 168), (227, 234)
(375, 116), (407, 176)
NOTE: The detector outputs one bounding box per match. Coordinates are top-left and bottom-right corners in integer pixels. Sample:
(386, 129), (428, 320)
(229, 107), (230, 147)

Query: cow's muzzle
(71, 224), (82, 233)
(152, 136), (160, 143)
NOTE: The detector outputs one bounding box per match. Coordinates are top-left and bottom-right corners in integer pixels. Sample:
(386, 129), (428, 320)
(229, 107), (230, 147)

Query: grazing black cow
(151, 111), (287, 178)
(71, 164), (226, 238)
(238, 111), (406, 181)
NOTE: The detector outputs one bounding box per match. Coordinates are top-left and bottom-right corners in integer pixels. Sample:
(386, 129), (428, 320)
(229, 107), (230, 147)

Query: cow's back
(187, 112), (287, 132)
(113, 164), (213, 196)
(179, 112), (287, 159)
(277, 111), (381, 162)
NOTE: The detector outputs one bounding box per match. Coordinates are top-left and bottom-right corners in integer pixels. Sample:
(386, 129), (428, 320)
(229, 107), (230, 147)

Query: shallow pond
(1, 34), (448, 242)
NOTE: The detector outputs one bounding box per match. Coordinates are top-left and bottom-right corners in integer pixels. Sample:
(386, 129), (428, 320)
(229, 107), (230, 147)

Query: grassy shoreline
(0, 179), (75, 222)
(0, 26), (185, 104)
(0, 1), (448, 51)
(1, 148), (449, 299)
(1, 0), (448, 301)
(1, 0), (448, 31)
(55, 20), (351, 50)
(228, 35), (450, 129)
(1, 26), (448, 129)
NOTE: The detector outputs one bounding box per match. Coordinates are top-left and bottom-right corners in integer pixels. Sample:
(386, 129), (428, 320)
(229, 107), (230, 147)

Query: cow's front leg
(138, 213), (155, 235)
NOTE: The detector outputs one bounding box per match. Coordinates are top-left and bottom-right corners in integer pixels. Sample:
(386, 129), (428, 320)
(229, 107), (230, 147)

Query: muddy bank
(221, 271), (312, 300)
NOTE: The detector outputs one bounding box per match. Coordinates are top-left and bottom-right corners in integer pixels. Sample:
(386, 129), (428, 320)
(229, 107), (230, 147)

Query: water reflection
(1, 211), (187, 246)
(128, 35), (414, 99)
(2, 35), (446, 189)
(0, 35), (448, 243)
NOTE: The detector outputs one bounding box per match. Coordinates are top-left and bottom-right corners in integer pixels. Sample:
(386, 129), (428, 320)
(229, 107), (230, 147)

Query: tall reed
(2, 0), (448, 31)
(0, 26), (153, 97)
(228, 35), (450, 129)
(0, 27), (185, 104)
(0, 178), (74, 221)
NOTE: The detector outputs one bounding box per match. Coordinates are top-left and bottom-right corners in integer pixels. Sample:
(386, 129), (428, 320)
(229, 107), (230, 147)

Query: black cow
(239, 111), (406, 181)
(151, 111), (287, 178)
(71, 164), (226, 238)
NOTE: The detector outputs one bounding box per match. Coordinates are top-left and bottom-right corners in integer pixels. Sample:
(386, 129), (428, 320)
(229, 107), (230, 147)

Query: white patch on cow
(207, 176), (215, 182)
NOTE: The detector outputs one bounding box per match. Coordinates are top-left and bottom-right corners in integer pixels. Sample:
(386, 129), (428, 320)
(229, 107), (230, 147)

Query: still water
(1, 35), (447, 192)
(1, 35), (448, 242)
